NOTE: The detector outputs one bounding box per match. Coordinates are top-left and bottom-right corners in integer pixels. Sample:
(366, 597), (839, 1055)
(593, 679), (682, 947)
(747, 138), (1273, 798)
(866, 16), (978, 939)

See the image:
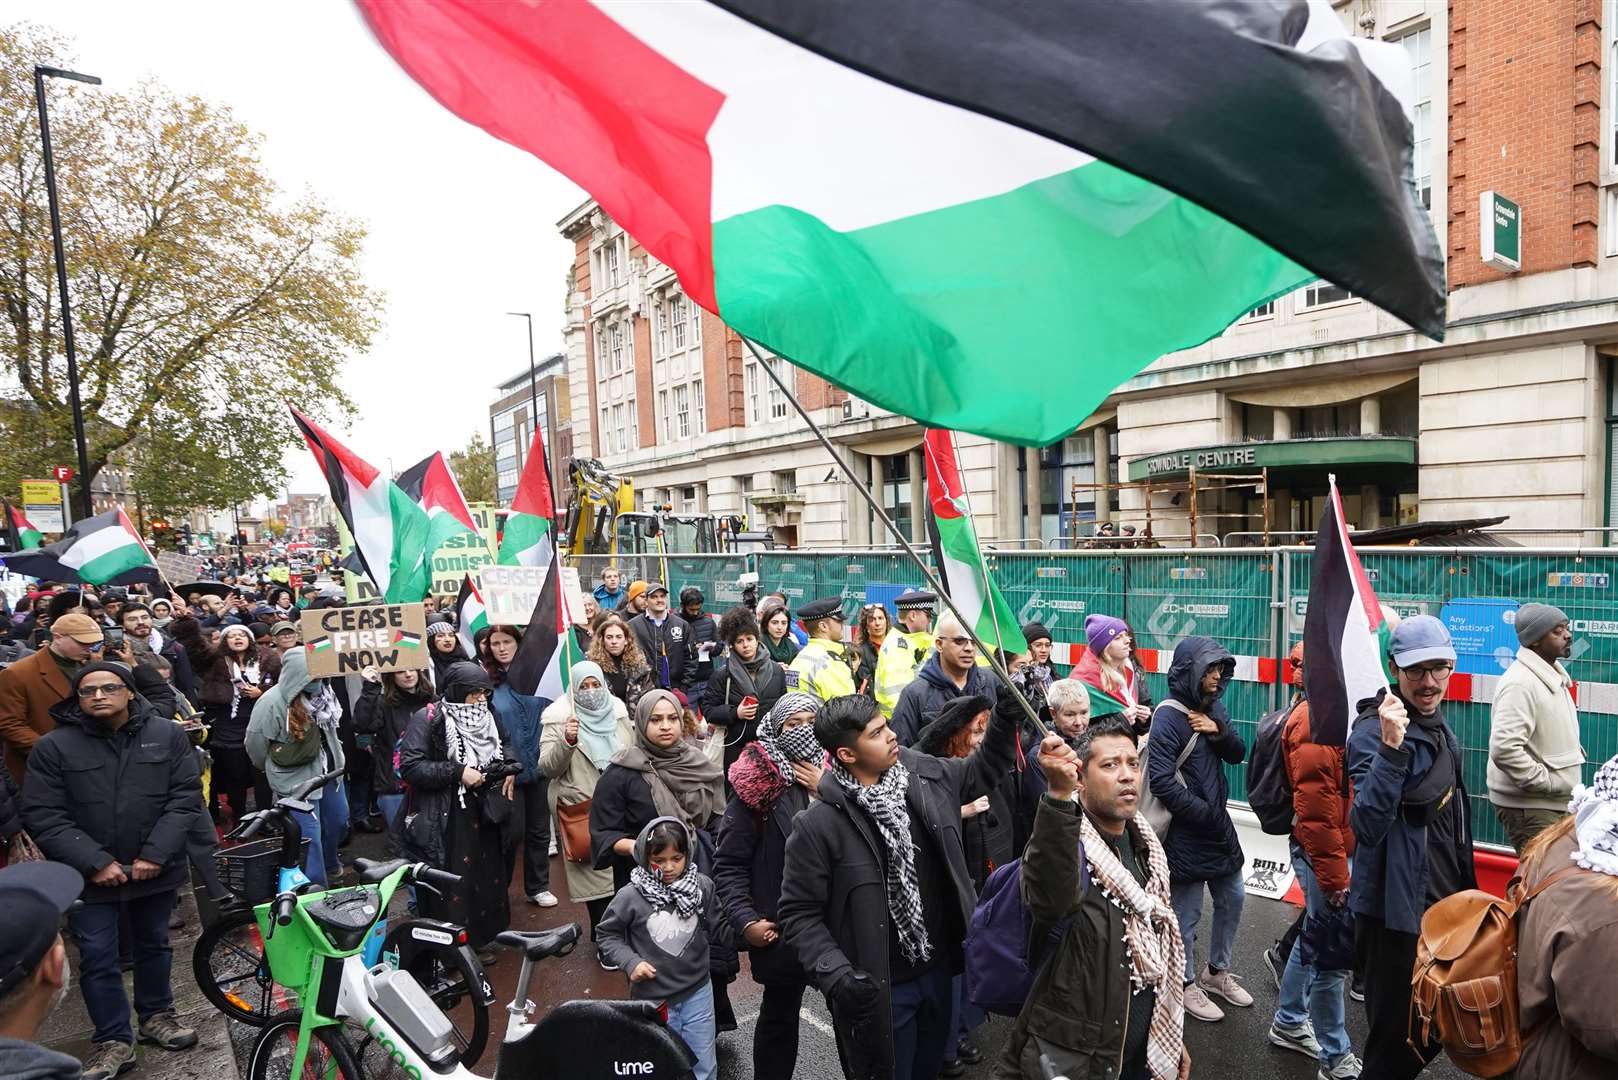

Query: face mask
(575, 686), (610, 712)
(777, 721), (824, 763)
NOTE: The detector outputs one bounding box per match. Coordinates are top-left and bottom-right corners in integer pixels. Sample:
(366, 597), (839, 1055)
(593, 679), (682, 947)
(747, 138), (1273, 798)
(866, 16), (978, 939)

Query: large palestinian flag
(1303, 476), (1388, 746)
(497, 429), (556, 568)
(0, 508), (159, 586)
(924, 429), (1026, 656)
(292, 408), (433, 602)
(398, 451), (484, 556)
(358, 0), (1444, 446)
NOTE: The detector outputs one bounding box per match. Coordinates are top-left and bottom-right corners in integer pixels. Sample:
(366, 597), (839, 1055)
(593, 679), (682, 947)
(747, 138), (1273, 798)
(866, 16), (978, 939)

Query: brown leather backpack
(1410, 865), (1579, 1077)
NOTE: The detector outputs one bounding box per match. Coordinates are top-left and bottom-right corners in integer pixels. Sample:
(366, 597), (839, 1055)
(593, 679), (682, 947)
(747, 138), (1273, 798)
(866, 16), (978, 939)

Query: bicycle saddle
(354, 857), (409, 883)
(495, 923), (581, 960)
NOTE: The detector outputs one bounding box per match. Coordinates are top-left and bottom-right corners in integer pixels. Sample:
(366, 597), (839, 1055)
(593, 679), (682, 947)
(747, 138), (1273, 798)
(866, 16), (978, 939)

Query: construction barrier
(566, 545), (1618, 848)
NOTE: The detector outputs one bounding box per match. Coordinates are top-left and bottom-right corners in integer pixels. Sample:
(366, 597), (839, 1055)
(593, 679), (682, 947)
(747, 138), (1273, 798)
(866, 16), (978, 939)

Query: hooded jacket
(244, 648), (346, 800)
(1146, 636), (1245, 883)
(890, 653), (1000, 748)
(22, 692), (201, 902)
(0, 1038), (83, 1080)
(596, 816), (731, 1002)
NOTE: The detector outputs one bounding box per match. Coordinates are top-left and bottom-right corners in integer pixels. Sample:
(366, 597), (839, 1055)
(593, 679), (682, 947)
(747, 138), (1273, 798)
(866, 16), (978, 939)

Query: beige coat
(1514, 827), (1618, 1079)
(539, 695), (633, 904)
(1488, 647), (1583, 812)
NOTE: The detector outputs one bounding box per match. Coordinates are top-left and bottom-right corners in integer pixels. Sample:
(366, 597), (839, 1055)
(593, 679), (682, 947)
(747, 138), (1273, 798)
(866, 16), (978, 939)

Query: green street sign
(1479, 190), (1521, 272)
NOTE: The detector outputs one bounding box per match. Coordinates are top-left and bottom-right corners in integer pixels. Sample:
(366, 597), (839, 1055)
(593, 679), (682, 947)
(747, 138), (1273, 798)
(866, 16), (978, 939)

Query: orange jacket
(1281, 700), (1355, 894)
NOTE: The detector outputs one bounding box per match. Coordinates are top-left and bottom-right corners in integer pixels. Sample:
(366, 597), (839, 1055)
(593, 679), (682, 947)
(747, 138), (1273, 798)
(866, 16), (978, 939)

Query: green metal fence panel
(992, 551), (1129, 675)
(662, 554), (754, 608)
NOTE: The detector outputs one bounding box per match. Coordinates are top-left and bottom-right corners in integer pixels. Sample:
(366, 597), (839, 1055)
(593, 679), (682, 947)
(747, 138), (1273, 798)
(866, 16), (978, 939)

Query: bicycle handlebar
(272, 892), (297, 927)
(413, 865), (462, 892)
(289, 767), (347, 802)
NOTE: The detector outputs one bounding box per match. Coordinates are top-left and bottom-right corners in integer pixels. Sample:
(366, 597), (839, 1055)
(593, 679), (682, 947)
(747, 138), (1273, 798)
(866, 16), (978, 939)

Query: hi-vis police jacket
(873, 630), (934, 718)
(788, 638), (858, 704)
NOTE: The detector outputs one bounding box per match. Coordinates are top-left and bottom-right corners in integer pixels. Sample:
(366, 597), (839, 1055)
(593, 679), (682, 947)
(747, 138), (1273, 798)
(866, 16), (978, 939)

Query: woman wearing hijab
(392, 660), (515, 953)
(713, 693), (825, 1080)
(540, 660), (635, 944)
(1510, 753), (1618, 1080)
(590, 690), (737, 1025)
(702, 607), (788, 783)
(173, 610), (271, 828)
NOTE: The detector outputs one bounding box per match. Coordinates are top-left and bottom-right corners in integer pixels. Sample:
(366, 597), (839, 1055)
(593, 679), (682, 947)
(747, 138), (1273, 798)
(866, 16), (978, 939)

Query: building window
(1397, 27), (1433, 209)
(670, 294), (689, 350)
(1607, 359), (1618, 531)
(1038, 428), (1119, 543)
(679, 485), (697, 512)
(609, 323), (627, 372)
(1243, 300), (1276, 321)
(1300, 282), (1354, 310)
(877, 453), (913, 541)
(692, 378), (705, 434)
(746, 351), (791, 422)
(658, 389), (671, 443)
(773, 469), (797, 495)
(673, 384), (691, 439)
(628, 398), (638, 448)
(604, 238), (621, 286)
(654, 299), (669, 356)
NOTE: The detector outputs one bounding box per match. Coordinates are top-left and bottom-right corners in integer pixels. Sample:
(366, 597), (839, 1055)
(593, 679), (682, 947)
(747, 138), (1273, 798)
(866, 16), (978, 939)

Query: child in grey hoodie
(597, 816), (731, 1080)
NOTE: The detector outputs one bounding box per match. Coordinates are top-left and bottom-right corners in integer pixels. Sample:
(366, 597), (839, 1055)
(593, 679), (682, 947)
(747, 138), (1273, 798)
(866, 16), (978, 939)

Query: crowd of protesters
(0, 554), (1613, 1080)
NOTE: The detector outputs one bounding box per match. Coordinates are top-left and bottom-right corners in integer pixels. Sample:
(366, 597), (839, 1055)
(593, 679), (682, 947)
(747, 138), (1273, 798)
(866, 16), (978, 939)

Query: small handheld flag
(1303, 476), (1389, 746)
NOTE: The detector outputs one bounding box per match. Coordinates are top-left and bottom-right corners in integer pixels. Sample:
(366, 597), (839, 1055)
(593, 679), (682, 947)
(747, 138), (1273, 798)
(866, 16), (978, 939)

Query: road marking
(731, 1006), (837, 1038)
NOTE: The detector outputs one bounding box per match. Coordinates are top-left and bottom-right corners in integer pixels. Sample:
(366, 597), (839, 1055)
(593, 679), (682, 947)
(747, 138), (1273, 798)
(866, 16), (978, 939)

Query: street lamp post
(506, 310), (555, 495)
(34, 65), (102, 522)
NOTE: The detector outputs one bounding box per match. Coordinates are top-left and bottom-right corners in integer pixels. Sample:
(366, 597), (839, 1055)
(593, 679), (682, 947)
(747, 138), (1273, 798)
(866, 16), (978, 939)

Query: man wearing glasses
(0, 612), (106, 785)
(1346, 615), (1476, 1080)
(21, 662), (203, 1080)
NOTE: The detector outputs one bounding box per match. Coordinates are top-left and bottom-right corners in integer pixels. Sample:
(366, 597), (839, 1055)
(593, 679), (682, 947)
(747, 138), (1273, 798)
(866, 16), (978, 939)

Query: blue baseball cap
(1389, 615), (1456, 668)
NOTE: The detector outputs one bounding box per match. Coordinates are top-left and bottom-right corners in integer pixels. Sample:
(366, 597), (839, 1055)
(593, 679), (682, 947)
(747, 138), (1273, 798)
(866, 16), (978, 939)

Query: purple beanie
(1085, 614), (1129, 657)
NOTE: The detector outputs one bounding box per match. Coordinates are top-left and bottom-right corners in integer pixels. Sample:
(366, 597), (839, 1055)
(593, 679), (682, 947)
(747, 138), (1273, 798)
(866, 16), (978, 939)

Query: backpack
(1137, 699), (1198, 837)
(963, 846), (1087, 1016)
(1410, 865), (1580, 1077)
(1245, 703), (1297, 835)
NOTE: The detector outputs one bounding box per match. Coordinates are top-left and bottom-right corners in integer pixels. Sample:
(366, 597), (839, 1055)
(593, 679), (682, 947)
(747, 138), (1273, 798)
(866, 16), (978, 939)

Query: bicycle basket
(306, 888), (383, 952)
(215, 837), (311, 904)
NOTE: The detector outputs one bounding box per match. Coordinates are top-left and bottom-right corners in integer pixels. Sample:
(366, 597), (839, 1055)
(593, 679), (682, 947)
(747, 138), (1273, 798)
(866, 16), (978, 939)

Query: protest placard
(154, 551), (200, 587)
(481, 563), (587, 625)
(300, 603), (428, 677)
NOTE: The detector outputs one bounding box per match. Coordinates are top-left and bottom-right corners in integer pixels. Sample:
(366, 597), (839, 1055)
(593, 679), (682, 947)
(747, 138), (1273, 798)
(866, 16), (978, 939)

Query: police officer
(873, 590), (937, 719)
(787, 597), (857, 704)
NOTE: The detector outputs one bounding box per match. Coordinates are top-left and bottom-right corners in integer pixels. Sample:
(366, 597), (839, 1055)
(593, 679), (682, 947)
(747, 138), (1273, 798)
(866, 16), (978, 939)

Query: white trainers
(529, 890), (559, 907)
(1198, 965), (1254, 1007)
(1318, 1051), (1363, 1079)
(1268, 1019), (1321, 1059)
(1182, 983), (1225, 1022)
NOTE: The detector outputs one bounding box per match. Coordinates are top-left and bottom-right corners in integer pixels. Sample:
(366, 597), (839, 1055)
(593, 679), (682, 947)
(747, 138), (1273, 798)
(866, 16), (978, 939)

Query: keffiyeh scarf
(1569, 753), (1618, 877)
(631, 863), (706, 919)
(1080, 812), (1185, 1080)
(756, 692), (824, 783)
(441, 700), (503, 808)
(831, 759), (930, 964)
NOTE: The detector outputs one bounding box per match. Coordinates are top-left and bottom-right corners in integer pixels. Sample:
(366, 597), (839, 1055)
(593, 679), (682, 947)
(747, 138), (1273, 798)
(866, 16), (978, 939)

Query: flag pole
(742, 337), (1048, 738)
(940, 433), (1010, 657)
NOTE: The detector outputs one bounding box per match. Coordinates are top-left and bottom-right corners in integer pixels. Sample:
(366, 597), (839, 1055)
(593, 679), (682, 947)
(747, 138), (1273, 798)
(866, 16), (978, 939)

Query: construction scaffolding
(1069, 466), (1272, 548)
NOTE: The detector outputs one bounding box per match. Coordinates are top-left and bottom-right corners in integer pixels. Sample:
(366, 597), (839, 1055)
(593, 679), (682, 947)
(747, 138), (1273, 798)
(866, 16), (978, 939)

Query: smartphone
(105, 627), (125, 649)
(740, 695), (758, 711)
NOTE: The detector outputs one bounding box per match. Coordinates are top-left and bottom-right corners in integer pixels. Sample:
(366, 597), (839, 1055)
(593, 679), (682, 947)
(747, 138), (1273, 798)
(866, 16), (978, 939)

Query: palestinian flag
(3, 501), (43, 551)
(924, 429), (1026, 655)
(1078, 681), (1131, 722)
(503, 547), (580, 701)
(0, 508), (159, 586)
(454, 573), (488, 659)
(1303, 476), (1388, 746)
(497, 429), (555, 568)
(292, 407), (433, 602)
(397, 452), (484, 557)
(358, 0), (1444, 447)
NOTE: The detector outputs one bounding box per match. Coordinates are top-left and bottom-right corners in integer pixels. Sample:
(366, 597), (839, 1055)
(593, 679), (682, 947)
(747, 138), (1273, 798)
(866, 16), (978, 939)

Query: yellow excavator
(561, 457), (742, 556)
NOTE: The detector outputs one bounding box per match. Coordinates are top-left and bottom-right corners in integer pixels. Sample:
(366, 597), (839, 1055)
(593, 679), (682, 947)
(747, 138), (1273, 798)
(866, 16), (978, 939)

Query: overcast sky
(20, 1), (586, 505)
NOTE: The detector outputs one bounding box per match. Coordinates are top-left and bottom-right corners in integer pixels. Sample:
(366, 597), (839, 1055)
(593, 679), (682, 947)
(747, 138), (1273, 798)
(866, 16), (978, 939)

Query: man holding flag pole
(1305, 476), (1475, 1080)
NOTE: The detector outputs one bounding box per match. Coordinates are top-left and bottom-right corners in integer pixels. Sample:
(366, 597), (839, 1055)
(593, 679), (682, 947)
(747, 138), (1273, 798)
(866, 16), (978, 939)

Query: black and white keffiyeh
(831, 759), (931, 964)
(1569, 753), (1618, 877)
(631, 862), (706, 919)
(756, 692), (824, 781)
(440, 700), (502, 807)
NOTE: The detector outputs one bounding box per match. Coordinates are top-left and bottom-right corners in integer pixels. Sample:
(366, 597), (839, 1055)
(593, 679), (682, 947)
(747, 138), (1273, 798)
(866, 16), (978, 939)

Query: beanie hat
(1085, 614), (1129, 657)
(426, 620), (455, 638)
(1020, 621), (1051, 646)
(1514, 603), (1569, 647)
(626, 581), (650, 604)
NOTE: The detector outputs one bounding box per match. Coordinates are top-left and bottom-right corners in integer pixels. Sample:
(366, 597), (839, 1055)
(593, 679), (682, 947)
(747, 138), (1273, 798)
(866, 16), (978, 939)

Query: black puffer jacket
(1146, 635), (1246, 884)
(22, 695), (201, 902)
(890, 654), (1001, 747)
(353, 679), (435, 796)
(388, 703), (513, 866)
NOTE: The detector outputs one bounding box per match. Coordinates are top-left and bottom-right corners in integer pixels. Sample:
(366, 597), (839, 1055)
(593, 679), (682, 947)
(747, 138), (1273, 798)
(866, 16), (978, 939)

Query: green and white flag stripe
(497, 512), (551, 569)
(58, 509), (153, 585)
(924, 430), (1026, 655)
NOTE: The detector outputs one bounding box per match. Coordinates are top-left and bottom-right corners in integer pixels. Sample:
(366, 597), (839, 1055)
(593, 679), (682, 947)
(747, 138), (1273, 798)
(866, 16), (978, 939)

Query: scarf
(228, 654), (261, 720)
(1569, 753), (1618, 876)
(831, 759), (930, 964)
(610, 690), (725, 829)
(764, 633), (797, 663)
(756, 692), (824, 786)
(630, 863), (706, 920)
(570, 660), (623, 770)
(441, 700), (503, 808)
(1079, 812), (1185, 1080)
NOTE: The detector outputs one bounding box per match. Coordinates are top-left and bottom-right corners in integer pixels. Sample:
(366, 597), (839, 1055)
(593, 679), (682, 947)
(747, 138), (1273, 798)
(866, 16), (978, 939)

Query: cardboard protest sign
(154, 551), (199, 587)
(301, 603), (428, 676)
(481, 563), (587, 625)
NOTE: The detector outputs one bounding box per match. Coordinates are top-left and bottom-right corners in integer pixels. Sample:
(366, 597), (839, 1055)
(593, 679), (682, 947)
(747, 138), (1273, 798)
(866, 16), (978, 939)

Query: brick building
(554, 0), (1618, 548)
(489, 355), (571, 506)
